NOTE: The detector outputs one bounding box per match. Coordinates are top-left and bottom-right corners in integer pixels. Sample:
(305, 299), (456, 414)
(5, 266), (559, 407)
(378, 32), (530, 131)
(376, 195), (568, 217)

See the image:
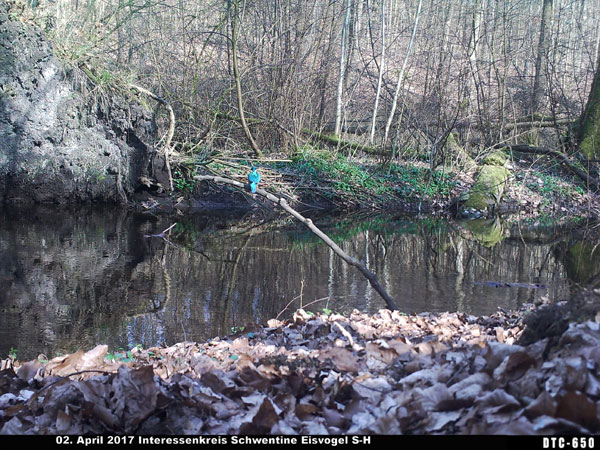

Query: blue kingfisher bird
(248, 166), (261, 193)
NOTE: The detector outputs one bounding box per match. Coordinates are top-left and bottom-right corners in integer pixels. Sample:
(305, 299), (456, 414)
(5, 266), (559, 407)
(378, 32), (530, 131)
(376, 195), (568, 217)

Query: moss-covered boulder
(461, 151), (510, 215)
(482, 150), (508, 167)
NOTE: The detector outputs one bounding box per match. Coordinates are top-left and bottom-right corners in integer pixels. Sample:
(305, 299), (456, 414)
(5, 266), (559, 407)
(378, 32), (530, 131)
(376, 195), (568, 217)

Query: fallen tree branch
(501, 144), (600, 189)
(301, 128), (389, 156)
(502, 118), (575, 131)
(194, 174), (399, 310)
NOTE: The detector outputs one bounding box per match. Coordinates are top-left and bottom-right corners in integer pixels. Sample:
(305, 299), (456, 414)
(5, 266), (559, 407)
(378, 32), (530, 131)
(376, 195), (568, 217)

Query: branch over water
(194, 174), (399, 311)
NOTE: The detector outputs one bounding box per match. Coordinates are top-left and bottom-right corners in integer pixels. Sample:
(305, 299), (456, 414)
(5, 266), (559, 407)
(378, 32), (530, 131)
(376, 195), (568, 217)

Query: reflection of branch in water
(144, 223), (178, 239)
(161, 244), (171, 312)
(221, 235), (252, 331)
(144, 223), (178, 248)
(127, 229), (175, 320)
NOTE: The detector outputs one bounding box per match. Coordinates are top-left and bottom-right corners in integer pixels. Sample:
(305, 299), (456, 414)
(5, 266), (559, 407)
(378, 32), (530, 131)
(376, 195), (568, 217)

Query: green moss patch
(482, 150), (508, 167)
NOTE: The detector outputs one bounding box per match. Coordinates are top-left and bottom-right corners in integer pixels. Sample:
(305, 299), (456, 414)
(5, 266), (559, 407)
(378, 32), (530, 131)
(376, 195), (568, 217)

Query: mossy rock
(463, 164), (510, 211)
(482, 150), (508, 167)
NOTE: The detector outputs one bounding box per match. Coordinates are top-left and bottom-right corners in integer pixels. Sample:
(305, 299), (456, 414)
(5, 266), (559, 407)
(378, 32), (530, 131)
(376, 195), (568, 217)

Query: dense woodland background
(16, 0), (599, 164)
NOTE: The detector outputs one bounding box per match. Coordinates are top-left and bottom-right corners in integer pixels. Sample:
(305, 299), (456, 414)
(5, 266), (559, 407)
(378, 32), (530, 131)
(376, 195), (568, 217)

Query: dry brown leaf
(365, 341), (397, 364)
(524, 391), (557, 419)
(448, 372), (491, 396)
(240, 398), (279, 434)
(387, 338), (413, 359)
(350, 321), (376, 339)
(322, 407), (346, 428)
(90, 402), (119, 429)
(348, 410), (378, 434)
(556, 391), (600, 431)
(494, 351), (537, 381)
(483, 416), (535, 434)
(111, 365), (158, 432)
(200, 370), (235, 393)
(191, 354), (217, 376)
(484, 342), (525, 372)
(295, 402), (319, 420)
(241, 391), (266, 407)
(16, 360), (42, 381)
(427, 410), (463, 432)
(412, 383), (452, 412)
(563, 357), (588, 391)
(0, 417), (28, 434)
(320, 348), (360, 372)
(256, 364), (280, 379)
(584, 373), (600, 396)
(46, 350), (84, 376)
(55, 409), (71, 432)
(476, 389), (523, 417)
(266, 319), (282, 328)
(399, 367), (438, 386)
(80, 345), (108, 370)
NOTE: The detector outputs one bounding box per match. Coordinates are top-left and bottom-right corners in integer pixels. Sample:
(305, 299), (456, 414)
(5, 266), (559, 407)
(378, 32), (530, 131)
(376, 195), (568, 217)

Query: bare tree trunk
(383, 0), (422, 148)
(334, 0), (352, 137)
(369, 0), (386, 145)
(467, 0), (483, 129)
(230, 0), (263, 158)
(531, 0), (553, 114)
(317, 4), (337, 129)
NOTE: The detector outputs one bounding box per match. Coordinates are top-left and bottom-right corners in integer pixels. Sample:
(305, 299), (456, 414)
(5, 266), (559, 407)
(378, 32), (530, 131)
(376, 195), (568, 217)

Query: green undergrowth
(186, 146), (459, 209)
(520, 171), (586, 199)
(285, 146), (458, 203)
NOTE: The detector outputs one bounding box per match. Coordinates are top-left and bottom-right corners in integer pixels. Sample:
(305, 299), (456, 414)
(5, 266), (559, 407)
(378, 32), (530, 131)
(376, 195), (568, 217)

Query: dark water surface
(0, 206), (591, 360)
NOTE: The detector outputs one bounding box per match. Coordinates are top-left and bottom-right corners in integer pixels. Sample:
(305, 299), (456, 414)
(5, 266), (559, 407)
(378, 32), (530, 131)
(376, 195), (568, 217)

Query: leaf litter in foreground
(1, 304), (600, 435)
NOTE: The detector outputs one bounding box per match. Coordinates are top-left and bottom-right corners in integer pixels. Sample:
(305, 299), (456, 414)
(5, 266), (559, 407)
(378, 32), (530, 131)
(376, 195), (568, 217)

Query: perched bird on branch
(248, 166), (261, 193)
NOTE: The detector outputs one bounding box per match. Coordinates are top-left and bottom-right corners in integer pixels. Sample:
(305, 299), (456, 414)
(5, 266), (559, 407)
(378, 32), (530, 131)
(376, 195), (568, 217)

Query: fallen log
(194, 174), (399, 311)
(301, 129), (389, 156)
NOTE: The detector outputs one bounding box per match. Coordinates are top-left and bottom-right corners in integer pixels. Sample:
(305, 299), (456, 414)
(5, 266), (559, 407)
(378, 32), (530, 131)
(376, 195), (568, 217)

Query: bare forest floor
(1, 289), (600, 435)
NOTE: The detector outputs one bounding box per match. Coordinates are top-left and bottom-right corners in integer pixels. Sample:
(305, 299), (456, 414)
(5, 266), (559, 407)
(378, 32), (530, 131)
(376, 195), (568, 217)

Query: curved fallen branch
(129, 83), (175, 191)
(194, 174), (399, 311)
